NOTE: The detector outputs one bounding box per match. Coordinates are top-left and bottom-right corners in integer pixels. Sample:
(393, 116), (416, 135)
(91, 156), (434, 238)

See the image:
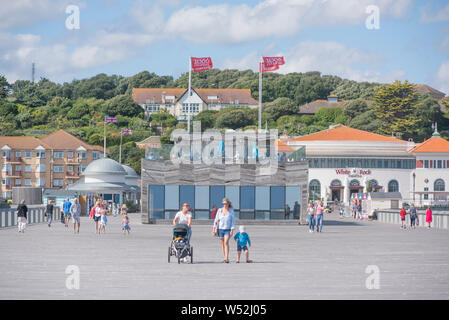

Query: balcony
(5, 156), (22, 164)
(65, 171), (79, 177)
(65, 158), (80, 164)
(5, 171), (21, 178)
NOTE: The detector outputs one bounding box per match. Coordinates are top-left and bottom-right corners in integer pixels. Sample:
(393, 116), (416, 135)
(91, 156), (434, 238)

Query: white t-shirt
(95, 207), (102, 217)
(175, 211), (192, 225)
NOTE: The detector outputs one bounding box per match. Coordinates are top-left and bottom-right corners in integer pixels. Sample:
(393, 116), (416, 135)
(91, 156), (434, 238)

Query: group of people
(88, 200), (130, 235)
(173, 197), (252, 264)
(400, 203), (433, 230)
(306, 200), (327, 233)
(61, 198), (81, 233)
(43, 197), (131, 235)
(351, 199), (363, 219)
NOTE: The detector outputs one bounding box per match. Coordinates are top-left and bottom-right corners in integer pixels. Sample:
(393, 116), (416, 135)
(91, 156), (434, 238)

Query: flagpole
(119, 130), (123, 164)
(103, 116), (106, 158)
(258, 59), (262, 131)
(187, 57), (192, 134)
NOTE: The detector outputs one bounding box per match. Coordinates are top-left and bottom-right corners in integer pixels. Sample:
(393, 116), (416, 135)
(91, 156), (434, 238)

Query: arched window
(388, 180), (399, 193)
(367, 179), (378, 192)
(309, 179), (321, 200)
(434, 179), (445, 192)
(330, 179), (342, 187)
(349, 179), (360, 187)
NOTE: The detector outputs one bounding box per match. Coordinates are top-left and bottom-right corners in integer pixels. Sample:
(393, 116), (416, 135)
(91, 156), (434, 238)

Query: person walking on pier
(16, 200), (28, 233)
(173, 202), (192, 241)
(90, 201), (103, 234)
(63, 198), (72, 228)
(409, 203), (418, 229)
(425, 205), (432, 229)
(45, 200), (54, 227)
(307, 202), (315, 233)
(400, 206), (407, 229)
(213, 198), (236, 263)
(70, 198), (81, 234)
(315, 200), (324, 233)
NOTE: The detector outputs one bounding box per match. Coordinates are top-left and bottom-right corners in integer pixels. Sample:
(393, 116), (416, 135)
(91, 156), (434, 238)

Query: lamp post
(412, 172), (416, 202)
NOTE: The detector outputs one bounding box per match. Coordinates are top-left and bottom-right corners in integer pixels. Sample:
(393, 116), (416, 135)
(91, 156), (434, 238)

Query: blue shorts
(218, 229), (231, 239)
(94, 215), (101, 222)
(237, 245), (248, 252)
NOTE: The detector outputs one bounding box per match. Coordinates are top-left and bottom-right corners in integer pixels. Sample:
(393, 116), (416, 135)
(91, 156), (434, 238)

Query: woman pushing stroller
(173, 202), (192, 241)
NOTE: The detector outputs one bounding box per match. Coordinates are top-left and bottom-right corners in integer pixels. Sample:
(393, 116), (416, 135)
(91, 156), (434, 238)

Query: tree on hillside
(342, 99), (369, 119)
(264, 97), (297, 122)
(371, 80), (421, 138)
(103, 94), (143, 118)
(115, 71), (175, 95)
(215, 108), (256, 129)
(0, 75), (10, 98)
(348, 109), (383, 133)
(294, 72), (333, 105)
(412, 95), (449, 142)
(331, 80), (382, 100)
(70, 73), (120, 100)
(193, 110), (218, 130)
(314, 107), (347, 127)
(149, 110), (178, 128)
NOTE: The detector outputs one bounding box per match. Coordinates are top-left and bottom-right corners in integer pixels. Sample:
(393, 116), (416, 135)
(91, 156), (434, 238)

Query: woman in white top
(173, 202), (192, 240)
(212, 198), (236, 263)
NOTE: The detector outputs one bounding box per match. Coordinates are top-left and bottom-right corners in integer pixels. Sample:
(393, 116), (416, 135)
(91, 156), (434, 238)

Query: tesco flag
(261, 62), (280, 73)
(263, 56), (285, 68)
(191, 57), (213, 72)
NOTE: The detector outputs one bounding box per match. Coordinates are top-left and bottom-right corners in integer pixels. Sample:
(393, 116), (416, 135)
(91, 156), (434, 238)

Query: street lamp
(412, 172), (416, 202)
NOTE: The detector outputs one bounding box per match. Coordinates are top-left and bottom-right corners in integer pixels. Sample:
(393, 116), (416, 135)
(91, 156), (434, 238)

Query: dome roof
(122, 164), (139, 177)
(83, 158), (127, 175)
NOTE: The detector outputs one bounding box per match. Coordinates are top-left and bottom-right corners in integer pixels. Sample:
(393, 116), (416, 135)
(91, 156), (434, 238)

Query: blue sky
(1, 0), (448, 94)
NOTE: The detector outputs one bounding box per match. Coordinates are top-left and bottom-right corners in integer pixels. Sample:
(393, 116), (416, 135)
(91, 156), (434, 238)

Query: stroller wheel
(178, 255), (181, 264)
(190, 246), (193, 264)
(168, 247), (171, 263)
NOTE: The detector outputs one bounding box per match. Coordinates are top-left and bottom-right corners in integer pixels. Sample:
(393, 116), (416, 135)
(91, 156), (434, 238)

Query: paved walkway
(0, 212), (448, 299)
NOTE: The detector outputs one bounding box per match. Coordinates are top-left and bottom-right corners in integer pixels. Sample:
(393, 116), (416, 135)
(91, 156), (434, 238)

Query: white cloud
(0, 0), (84, 30)
(435, 61), (449, 96)
(219, 40), (406, 83)
(420, 3), (449, 23)
(0, 30), (155, 83)
(164, 0), (413, 44)
(221, 51), (260, 70)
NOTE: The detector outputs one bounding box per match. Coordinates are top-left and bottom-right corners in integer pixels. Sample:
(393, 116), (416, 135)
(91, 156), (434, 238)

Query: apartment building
(0, 130), (105, 199)
(132, 88), (259, 121)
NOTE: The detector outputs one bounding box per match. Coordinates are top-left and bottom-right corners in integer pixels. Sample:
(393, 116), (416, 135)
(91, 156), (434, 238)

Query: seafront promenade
(0, 212), (448, 299)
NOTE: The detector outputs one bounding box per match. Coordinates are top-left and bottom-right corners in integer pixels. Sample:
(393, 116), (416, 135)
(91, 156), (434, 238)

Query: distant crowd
(15, 198), (131, 235)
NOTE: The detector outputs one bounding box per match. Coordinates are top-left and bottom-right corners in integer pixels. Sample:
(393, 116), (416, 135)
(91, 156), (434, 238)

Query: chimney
(327, 95), (338, 103)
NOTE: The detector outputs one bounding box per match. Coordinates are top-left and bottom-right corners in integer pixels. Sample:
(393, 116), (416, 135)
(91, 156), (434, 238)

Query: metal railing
(375, 209), (449, 229)
(0, 205), (61, 228)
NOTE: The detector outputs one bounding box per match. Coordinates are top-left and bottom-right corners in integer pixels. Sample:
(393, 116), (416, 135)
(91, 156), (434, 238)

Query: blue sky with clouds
(1, 0), (448, 95)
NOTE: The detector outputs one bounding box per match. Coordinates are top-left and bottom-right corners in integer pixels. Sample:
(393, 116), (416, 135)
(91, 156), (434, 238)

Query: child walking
(122, 215), (131, 235)
(400, 206), (407, 229)
(234, 226), (252, 263)
(99, 210), (108, 234)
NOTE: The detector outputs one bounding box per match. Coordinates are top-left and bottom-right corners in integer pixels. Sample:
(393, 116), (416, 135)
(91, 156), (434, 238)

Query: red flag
(263, 56), (285, 68)
(191, 57), (213, 72)
(260, 62), (279, 73)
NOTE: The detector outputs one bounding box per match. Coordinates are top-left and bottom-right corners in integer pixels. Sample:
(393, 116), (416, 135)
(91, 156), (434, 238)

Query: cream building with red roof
(1, 130), (105, 199)
(284, 124), (420, 205)
(132, 88), (258, 121)
(409, 125), (449, 204)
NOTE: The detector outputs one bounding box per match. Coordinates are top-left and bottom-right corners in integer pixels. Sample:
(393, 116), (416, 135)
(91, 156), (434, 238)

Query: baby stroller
(168, 224), (193, 264)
